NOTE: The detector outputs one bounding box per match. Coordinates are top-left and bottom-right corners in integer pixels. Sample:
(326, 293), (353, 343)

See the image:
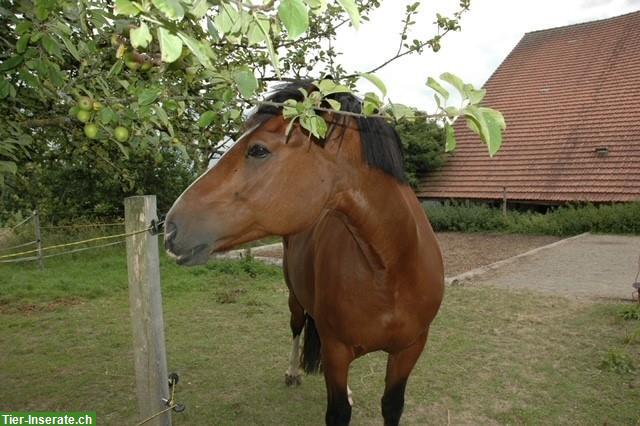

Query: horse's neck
(331, 172), (423, 270)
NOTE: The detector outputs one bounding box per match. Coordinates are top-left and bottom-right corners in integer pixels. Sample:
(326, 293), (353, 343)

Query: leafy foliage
(0, 138), (195, 223)
(599, 349), (636, 374)
(0, 0), (506, 222)
(423, 202), (640, 236)
(619, 305), (640, 321)
(395, 117), (446, 188)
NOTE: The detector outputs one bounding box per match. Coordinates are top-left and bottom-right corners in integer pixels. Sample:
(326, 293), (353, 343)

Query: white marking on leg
(347, 384), (353, 406)
(286, 334), (301, 377)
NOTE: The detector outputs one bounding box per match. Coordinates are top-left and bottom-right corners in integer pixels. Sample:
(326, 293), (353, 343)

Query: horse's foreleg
(322, 341), (354, 426)
(285, 292), (305, 386)
(381, 331), (428, 426)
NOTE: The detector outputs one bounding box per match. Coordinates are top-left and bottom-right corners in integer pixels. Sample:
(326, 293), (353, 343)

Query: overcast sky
(334, 0), (640, 111)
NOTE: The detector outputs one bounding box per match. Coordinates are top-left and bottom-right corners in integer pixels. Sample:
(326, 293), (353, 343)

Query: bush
(424, 201), (640, 236)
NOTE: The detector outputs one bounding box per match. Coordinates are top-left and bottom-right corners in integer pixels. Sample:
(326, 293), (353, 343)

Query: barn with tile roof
(417, 11), (640, 204)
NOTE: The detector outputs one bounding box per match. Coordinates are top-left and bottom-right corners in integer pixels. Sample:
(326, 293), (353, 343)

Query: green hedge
(423, 202), (640, 236)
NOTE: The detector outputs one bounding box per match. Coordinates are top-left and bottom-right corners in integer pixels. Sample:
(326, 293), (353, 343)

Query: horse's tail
(301, 314), (322, 374)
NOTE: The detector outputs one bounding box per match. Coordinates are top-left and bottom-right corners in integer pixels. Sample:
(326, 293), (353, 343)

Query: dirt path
(436, 232), (559, 276)
(243, 232), (561, 277)
(471, 233), (640, 301)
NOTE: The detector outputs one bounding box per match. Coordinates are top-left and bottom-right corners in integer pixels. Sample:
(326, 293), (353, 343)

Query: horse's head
(165, 82), (405, 265)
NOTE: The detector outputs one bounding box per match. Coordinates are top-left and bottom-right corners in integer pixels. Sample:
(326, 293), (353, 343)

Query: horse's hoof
(285, 373), (302, 387)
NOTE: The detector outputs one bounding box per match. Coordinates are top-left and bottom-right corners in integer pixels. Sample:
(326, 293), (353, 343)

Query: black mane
(248, 81), (407, 184)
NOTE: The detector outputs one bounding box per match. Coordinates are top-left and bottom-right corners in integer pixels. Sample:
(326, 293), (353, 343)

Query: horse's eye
(247, 144), (271, 159)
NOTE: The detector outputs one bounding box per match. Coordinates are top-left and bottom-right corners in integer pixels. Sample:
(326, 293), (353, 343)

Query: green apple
(124, 54), (141, 71)
(92, 101), (103, 111)
(77, 96), (93, 111)
(140, 62), (152, 72)
(76, 110), (91, 123)
(84, 123), (99, 139)
(114, 126), (129, 142)
(68, 106), (79, 117)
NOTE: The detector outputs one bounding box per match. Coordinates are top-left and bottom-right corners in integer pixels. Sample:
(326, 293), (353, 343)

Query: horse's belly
(285, 211), (443, 353)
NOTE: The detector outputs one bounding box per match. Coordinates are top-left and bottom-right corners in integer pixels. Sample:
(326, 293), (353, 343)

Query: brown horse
(164, 82), (444, 426)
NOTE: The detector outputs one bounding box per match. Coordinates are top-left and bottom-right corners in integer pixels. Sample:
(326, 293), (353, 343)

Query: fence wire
(0, 240), (37, 253)
(42, 222), (125, 229)
(0, 226), (152, 261)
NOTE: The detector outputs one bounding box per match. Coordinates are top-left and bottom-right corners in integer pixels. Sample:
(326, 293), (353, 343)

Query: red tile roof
(417, 11), (640, 203)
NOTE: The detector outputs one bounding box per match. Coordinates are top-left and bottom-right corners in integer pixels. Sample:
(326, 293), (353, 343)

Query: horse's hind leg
(381, 332), (428, 426)
(285, 292), (305, 386)
(322, 341), (354, 426)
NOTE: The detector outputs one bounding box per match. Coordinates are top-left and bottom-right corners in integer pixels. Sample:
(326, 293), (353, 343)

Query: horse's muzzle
(164, 221), (211, 266)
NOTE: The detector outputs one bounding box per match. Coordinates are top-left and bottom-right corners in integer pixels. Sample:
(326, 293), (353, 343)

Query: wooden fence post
(502, 187), (507, 217)
(33, 209), (43, 269)
(124, 195), (171, 426)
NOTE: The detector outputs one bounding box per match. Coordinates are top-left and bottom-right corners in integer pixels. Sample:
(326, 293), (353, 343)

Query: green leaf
(326, 99), (341, 111)
(114, 141), (130, 159)
(233, 70), (258, 98)
(229, 108), (241, 120)
(108, 59), (124, 77)
(0, 55), (24, 72)
(114, 0), (140, 16)
(444, 106), (459, 117)
(206, 18), (220, 40)
(278, 0), (309, 39)
(479, 107), (506, 156)
(304, 0), (327, 14)
(359, 73), (386, 97)
(0, 79), (12, 99)
(99, 107), (116, 125)
(59, 35), (81, 61)
(157, 28), (183, 63)
(152, 0), (185, 20)
(300, 113), (327, 138)
(130, 23), (152, 49)
(16, 22), (33, 35)
(444, 123), (456, 152)
(315, 79), (350, 96)
(215, 4), (240, 34)
(16, 34), (30, 54)
(47, 62), (65, 87)
(440, 72), (465, 95)
(464, 105), (490, 147)
(186, 0), (209, 19)
(362, 92), (383, 116)
(465, 85), (486, 105)
(35, 2), (49, 20)
(426, 77), (449, 101)
(337, 0), (360, 29)
(178, 33), (213, 69)
(153, 105), (174, 136)
(138, 88), (161, 105)
(198, 110), (216, 128)
(41, 34), (62, 59)
(0, 161), (18, 174)
(253, 13), (280, 78)
(247, 15), (269, 45)
(389, 103), (415, 120)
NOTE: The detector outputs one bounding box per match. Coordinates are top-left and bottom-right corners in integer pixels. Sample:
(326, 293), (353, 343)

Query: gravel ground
(472, 233), (640, 301)
(249, 233), (561, 277)
(436, 232), (559, 276)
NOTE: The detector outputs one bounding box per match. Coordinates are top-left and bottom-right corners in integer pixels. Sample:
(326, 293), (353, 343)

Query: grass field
(1, 246), (639, 425)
